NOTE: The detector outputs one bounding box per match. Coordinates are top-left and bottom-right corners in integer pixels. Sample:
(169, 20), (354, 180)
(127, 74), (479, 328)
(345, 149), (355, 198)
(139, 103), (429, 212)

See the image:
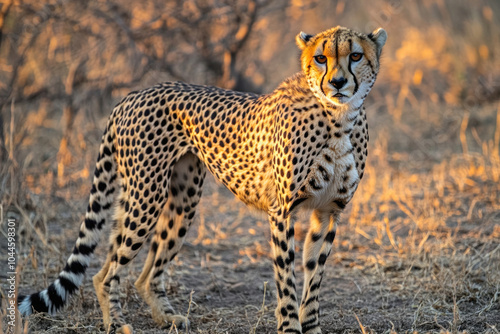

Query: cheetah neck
(238, 72), (368, 213)
(270, 72), (363, 125)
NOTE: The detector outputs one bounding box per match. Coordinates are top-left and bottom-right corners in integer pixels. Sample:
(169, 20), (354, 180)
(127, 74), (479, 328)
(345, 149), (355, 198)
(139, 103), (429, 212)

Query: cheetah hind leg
(93, 254), (112, 329)
(134, 227), (189, 330)
(94, 180), (166, 333)
(135, 153), (205, 329)
(93, 193), (135, 334)
(94, 251), (135, 334)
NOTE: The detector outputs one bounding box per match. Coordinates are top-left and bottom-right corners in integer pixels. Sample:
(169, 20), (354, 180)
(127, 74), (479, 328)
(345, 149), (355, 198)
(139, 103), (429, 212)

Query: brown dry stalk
(460, 113), (469, 155)
(185, 290), (195, 334)
(494, 104), (500, 157)
(354, 312), (367, 334)
(250, 281), (268, 334)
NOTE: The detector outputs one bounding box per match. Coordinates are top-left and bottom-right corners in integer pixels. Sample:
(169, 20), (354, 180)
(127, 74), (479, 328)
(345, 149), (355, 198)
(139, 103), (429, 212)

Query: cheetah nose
(330, 77), (347, 89)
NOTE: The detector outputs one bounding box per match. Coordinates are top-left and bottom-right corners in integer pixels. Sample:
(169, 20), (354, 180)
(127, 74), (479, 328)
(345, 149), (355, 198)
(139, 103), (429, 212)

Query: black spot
(318, 253), (327, 266)
(334, 200), (346, 209)
(91, 201), (101, 213)
(325, 230), (336, 243)
(306, 260), (316, 271)
(280, 241), (287, 252)
(85, 218), (97, 230)
(311, 233), (322, 242)
(187, 187), (196, 197)
(104, 161), (113, 172)
(276, 256), (285, 269)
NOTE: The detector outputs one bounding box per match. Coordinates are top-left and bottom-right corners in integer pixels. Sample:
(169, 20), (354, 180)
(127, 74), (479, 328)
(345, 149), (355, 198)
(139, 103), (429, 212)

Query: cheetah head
(297, 26), (387, 110)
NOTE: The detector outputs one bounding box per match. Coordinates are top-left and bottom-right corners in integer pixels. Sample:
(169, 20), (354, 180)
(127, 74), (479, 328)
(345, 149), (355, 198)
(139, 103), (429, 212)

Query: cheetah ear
(296, 31), (314, 50)
(368, 28), (387, 57)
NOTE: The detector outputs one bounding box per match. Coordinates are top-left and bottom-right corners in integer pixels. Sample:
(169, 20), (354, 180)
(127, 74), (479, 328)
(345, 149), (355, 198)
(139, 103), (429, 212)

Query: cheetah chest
(302, 135), (360, 211)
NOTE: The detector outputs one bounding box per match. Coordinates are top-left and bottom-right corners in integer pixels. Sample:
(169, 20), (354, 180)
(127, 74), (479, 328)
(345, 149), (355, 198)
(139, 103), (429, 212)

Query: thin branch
(0, 4), (54, 110)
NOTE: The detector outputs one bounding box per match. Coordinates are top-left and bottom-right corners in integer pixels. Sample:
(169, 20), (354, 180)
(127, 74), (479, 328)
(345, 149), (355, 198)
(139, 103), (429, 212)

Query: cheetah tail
(18, 118), (119, 316)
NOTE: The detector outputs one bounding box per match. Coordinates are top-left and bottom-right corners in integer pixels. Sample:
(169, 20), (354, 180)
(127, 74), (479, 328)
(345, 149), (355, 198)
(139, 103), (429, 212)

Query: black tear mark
(319, 42), (328, 98)
(348, 39), (358, 95)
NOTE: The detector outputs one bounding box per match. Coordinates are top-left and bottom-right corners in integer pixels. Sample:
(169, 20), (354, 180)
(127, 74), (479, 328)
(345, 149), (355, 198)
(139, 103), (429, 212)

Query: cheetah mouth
(332, 93), (347, 98)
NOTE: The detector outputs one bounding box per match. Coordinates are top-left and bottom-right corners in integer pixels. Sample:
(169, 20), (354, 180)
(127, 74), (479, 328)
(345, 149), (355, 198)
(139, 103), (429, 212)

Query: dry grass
(1, 1), (500, 333)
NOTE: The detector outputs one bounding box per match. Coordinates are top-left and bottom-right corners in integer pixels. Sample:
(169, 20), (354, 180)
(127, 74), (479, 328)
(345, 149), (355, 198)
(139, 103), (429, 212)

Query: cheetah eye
(350, 53), (363, 62)
(314, 55), (327, 64)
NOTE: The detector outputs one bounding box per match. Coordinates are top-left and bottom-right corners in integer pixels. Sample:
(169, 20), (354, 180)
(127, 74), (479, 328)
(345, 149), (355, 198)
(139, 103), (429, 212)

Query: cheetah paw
(155, 313), (190, 330)
(107, 323), (133, 334)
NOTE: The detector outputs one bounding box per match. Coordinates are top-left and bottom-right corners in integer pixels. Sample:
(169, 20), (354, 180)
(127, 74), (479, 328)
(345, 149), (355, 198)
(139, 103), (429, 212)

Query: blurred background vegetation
(1, 1), (499, 333)
(0, 0), (499, 197)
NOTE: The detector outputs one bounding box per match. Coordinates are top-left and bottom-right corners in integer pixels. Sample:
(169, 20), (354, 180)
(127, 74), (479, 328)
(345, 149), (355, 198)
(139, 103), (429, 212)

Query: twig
(185, 290), (195, 334)
(460, 112), (469, 155)
(494, 103), (500, 157)
(354, 312), (367, 334)
(167, 322), (178, 334)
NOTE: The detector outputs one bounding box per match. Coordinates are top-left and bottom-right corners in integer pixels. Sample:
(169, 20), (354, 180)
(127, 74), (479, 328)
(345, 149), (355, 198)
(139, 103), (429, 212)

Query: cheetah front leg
(299, 210), (339, 334)
(269, 210), (301, 334)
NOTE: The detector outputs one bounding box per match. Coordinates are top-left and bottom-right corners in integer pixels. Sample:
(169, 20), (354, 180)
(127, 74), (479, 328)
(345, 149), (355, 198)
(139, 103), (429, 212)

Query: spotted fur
(18, 26), (387, 334)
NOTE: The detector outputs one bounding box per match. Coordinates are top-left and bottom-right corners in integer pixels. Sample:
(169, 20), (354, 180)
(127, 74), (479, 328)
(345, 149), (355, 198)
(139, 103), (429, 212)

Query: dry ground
(1, 92), (499, 334)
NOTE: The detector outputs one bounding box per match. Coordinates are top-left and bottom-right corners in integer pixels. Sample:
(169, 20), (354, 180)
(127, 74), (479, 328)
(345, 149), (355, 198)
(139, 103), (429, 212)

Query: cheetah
(18, 26), (387, 334)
